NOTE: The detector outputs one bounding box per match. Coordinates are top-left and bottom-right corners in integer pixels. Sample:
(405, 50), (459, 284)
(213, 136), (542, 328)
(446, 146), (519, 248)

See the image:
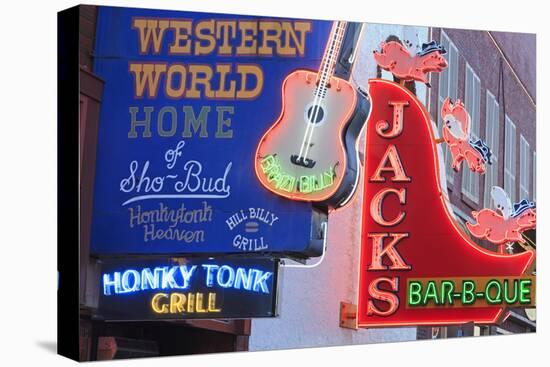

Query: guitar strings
(304, 23), (346, 157)
(301, 22), (346, 161)
(298, 22), (347, 163)
(296, 21), (338, 162)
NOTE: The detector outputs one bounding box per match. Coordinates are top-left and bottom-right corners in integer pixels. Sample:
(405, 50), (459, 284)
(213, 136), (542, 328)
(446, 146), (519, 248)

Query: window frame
(437, 30), (459, 184)
(519, 134), (530, 200)
(461, 63), (481, 203)
(504, 115), (517, 203)
(483, 90), (499, 208)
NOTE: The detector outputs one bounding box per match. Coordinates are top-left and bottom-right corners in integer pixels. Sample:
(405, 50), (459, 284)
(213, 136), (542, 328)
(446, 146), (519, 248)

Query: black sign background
(97, 257), (279, 321)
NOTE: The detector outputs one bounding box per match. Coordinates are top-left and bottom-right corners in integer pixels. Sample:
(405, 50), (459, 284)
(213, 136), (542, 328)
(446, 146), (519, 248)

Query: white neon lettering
(234, 268), (254, 290)
(202, 264), (219, 287)
(103, 272), (122, 295)
(102, 265), (272, 295)
(217, 265), (236, 288)
(121, 270), (141, 293)
(178, 265), (197, 288)
(252, 270), (272, 294)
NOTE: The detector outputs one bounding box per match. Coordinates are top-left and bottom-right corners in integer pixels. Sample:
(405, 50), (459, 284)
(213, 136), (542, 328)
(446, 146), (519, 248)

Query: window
(381, 68), (393, 81)
(483, 91), (499, 208)
(461, 64), (481, 203)
(532, 151), (537, 201)
(519, 135), (530, 200)
(474, 326), (490, 336)
(504, 116), (517, 203)
(438, 31), (459, 183)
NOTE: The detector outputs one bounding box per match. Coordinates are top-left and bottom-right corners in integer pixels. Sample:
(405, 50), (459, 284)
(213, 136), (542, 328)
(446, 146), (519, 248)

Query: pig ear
(441, 97), (451, 119)
(491, 186), (512, 219)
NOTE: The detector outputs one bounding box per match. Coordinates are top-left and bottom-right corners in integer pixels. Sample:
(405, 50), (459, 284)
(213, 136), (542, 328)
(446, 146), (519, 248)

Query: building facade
(76, 6), (536, 358)
(251, 24), (536, 349)
(249, 23), (430, 350)
(77, 6), (253, 360)
(424, 27), (536, 338)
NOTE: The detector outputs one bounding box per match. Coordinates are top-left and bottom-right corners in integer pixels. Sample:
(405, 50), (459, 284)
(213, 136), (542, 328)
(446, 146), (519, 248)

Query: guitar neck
(315, 21), (347, 98)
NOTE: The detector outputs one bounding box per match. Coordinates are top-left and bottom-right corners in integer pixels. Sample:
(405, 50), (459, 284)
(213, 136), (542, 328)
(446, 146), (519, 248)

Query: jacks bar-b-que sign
(98, 257), (279, 320)
(356, 79), (535, 327)
(90, 7), (341, 256)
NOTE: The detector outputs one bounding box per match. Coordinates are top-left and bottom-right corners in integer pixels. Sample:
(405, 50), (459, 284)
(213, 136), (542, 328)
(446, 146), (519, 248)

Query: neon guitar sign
(255, 21), (370, 208)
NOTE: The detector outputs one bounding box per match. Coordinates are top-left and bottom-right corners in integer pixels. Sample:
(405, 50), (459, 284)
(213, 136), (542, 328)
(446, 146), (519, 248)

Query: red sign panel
(357, 79), (535, 327)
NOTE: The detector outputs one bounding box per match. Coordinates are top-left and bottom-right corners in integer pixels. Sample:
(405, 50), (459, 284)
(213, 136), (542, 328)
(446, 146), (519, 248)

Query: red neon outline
(356, 79), (535, 328)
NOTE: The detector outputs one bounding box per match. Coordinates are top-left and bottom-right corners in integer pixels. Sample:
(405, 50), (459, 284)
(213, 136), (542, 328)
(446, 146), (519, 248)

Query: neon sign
(407, 277), (535, 308)
(98, 258), (279, 320)
(254, 21), (370, 208)
(102, 264), (272, 295)
(373, 40), (448, 86)
(260, 155), (336, 194)
(440, 98), (492, 174)
(151, 292), (221, 314)
(90, 7), (334, 257)
(354, 79), (535, 328)
(466, 186), (536, 252)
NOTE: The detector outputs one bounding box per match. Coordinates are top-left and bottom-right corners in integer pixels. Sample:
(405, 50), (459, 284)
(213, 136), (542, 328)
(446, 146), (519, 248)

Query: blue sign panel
(91, 7), (331, 255)
(98, 257), (279, 320)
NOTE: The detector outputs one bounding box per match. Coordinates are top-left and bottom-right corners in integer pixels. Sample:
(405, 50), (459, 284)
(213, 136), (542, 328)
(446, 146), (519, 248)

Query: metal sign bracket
(339, 302), (358, 330)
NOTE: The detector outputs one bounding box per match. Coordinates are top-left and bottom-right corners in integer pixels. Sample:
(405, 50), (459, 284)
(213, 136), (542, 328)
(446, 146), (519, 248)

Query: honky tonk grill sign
(355, 79), (535, 327)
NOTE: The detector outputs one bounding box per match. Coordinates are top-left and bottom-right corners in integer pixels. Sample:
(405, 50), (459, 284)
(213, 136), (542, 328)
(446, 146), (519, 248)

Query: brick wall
(79, 5), (98, 71)
(430, 28), (536, 237)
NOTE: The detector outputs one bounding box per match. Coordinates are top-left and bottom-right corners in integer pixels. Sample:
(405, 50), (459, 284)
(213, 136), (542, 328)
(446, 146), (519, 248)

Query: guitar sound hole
(307, 105), (325, 124)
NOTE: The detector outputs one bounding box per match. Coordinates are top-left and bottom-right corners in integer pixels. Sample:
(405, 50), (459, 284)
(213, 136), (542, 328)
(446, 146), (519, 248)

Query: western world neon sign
(354, 79), (535, 328)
